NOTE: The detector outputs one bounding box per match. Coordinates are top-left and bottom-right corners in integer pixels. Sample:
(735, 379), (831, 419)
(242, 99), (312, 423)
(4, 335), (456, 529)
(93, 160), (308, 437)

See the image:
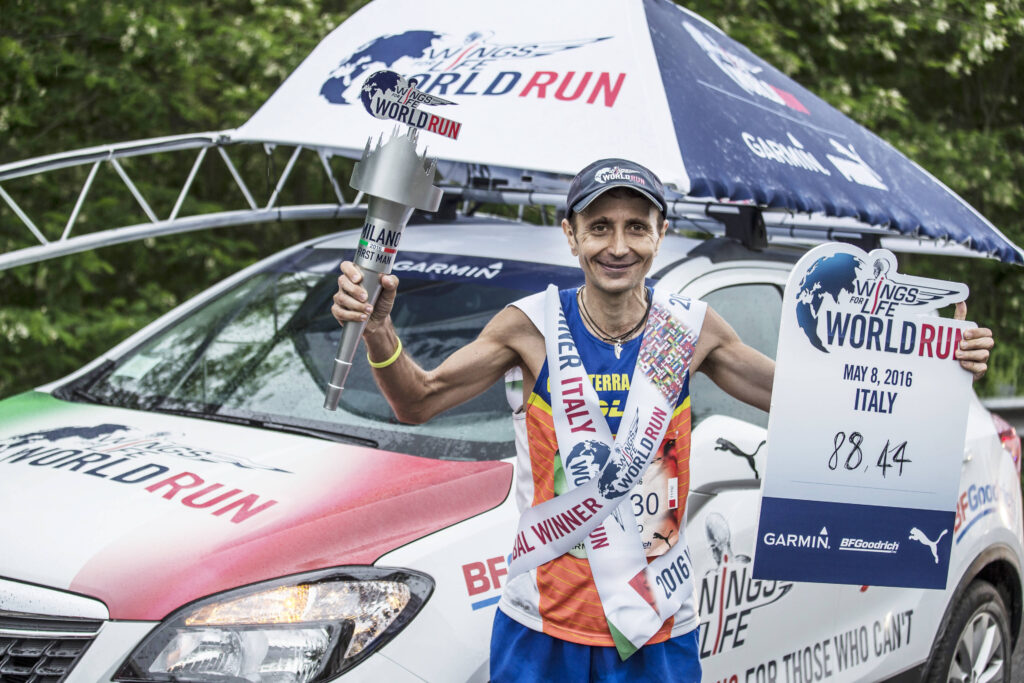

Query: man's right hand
(330, 261), (400, 336)
(328, 267), (534, 424)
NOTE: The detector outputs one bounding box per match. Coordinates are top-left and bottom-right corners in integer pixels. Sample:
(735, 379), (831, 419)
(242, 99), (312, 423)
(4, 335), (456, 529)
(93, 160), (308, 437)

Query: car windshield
(73, 247), (585, 460)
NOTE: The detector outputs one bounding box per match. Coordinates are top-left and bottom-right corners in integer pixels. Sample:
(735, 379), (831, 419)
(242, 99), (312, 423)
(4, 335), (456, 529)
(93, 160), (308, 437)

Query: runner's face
(562, 191), (666, 296)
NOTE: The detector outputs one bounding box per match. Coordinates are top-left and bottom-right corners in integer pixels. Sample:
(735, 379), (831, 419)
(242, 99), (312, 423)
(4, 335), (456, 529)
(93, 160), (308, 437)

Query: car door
(674, 263), (850, 682)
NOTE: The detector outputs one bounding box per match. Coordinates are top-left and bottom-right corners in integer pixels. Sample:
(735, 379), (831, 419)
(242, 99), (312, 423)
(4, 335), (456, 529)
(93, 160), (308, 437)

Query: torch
(324, 71), (459, 411)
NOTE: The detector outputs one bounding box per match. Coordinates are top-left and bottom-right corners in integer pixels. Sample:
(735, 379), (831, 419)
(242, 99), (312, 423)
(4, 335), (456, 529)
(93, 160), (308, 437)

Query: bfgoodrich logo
(839, 537), (899, 554)
(762, 526), (830, 550)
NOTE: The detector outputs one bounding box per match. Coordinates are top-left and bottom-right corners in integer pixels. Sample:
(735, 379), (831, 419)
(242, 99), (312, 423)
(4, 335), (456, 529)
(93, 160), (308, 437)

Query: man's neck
(579, 284), (648, 339)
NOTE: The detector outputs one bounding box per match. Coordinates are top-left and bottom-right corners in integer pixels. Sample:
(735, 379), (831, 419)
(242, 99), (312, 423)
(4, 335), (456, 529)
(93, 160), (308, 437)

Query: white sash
(507, 285), (706, 658)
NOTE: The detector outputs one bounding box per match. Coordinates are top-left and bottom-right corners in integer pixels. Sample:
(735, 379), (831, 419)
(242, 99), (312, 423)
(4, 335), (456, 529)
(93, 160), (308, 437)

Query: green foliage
(1, 0), (1021, 398)
(0, 0), (367, 397)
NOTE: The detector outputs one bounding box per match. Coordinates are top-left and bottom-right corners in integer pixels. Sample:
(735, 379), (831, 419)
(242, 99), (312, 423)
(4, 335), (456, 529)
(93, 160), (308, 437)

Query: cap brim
(571, 184), (664, 215)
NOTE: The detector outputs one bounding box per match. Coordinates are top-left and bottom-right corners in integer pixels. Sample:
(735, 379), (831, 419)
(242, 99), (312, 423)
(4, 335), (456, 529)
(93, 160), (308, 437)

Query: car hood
(0, 392), (512, 620)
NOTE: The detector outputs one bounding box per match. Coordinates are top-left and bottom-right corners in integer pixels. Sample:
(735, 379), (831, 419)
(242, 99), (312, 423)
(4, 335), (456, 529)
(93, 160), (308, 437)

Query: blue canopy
(644, 0), (1022, 264)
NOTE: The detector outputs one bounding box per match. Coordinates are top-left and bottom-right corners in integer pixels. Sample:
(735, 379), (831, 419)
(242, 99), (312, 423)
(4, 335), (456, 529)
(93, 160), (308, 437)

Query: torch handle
(324, 265), (386, 411)
(324, 193), (411, 412)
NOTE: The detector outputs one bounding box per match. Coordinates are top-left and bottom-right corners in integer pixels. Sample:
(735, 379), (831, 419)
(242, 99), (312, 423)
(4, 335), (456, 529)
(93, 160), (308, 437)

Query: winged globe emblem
(360, 70), (462, 139)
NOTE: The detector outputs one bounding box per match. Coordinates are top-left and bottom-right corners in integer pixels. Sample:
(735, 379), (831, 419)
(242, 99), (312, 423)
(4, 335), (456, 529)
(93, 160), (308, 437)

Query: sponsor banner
(643, 0), (1022, 263)
(292, 248), (586, 289)
(954, 481), (1014, 545)
(710, 608), (915, 683)
(235, 0), (1023, 263)
(754, 242), (973, 589)
(390, 252), (583, 289)
(756, 498), (954, 589)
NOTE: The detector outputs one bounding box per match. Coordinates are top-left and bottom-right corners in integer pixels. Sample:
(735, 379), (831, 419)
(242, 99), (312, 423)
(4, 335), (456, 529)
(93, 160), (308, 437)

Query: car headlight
(114, 566), (433, 682)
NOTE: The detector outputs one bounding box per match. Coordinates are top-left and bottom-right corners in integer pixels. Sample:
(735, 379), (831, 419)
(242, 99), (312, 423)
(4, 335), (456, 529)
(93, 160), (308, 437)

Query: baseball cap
(565, 158), (667, 216)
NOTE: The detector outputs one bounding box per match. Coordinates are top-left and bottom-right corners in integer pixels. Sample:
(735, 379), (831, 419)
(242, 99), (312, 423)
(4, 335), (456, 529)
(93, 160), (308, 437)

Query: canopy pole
(218, 147), (258, 210)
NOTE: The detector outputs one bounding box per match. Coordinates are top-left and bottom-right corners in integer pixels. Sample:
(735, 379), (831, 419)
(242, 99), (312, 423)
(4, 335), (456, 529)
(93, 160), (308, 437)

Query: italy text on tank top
(500, 287), (698, 646)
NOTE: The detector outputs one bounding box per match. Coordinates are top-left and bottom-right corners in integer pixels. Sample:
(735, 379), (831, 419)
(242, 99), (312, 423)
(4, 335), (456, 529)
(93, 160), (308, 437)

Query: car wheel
(927, 580), (1012, 683)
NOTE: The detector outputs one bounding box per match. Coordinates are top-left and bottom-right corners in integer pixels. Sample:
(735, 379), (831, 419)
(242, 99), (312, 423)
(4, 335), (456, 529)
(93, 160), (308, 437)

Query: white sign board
(753, 243), (973, 589)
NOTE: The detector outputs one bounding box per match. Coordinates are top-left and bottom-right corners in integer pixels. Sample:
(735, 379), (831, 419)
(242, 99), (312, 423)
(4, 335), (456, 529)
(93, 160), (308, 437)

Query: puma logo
(714, 437), (764, 479)
(909, 527), (948, 564)
(652, 530), (675, 546)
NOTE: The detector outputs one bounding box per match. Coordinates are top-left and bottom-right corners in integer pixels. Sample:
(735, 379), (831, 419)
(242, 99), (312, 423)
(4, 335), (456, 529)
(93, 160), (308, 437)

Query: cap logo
(594, 166), (647, 186)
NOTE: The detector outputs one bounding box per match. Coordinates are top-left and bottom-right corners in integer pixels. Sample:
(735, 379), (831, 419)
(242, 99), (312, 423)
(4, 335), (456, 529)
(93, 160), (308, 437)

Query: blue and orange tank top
(499, 288), (699, 646)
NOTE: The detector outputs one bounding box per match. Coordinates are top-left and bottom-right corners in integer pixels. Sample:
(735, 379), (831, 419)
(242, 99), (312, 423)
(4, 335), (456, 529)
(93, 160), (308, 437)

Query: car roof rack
(0, 134), (990, 272)
(681, 237), (802, 266)
(705, 204), (767, 251)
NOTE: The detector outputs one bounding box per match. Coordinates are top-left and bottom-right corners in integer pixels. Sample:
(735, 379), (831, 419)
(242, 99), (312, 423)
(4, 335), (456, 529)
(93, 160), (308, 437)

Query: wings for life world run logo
(793, 250), (964, 358)
(0, 424), (291, 473)
(594, 166), (648, 187)
(681, 20), (807, 115)
(0, 424), (283, 524)
(681, 18), (892, 192)
(359, 70), (462, 139)
(320, 30), (626, 108)
(699, 512), (793, 658)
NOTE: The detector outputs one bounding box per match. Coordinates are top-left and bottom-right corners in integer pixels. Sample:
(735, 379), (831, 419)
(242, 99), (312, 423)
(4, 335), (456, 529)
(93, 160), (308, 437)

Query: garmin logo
(392, 260), (503, 279)
(594, 166), (646, 186)
(741, 131), (831, 176)
(763, 526), (830, 550)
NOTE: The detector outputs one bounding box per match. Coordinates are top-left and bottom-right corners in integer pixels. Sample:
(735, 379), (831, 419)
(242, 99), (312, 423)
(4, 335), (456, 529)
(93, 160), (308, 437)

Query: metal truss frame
(0, 132), (366, 271)
(0, 131), (981, 272)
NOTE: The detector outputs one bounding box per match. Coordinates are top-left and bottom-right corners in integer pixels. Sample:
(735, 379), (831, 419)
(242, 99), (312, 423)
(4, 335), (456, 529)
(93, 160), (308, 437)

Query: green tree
(0, 0), (369, 396)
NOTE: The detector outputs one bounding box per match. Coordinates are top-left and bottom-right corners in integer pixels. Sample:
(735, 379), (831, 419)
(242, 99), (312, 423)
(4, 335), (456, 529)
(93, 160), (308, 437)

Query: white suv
(0, 216), (1020, 682)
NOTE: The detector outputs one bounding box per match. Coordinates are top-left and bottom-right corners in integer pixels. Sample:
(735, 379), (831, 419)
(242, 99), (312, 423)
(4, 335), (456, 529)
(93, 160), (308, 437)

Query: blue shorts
(489, 609), (701, 683)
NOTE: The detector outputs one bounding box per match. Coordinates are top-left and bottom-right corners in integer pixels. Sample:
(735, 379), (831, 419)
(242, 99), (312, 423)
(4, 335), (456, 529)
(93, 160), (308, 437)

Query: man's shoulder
(484, 296), (545, 374)
(505, 291), (546, 333)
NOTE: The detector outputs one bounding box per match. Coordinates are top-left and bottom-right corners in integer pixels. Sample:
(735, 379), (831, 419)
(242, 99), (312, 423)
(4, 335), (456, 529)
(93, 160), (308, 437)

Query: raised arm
(691, 306), (775, 413)
(331, 261), (528, 424)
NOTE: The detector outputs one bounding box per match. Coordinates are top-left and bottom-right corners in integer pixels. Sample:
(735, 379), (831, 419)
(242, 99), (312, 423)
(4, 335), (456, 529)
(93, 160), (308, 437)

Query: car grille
(0, 612), (102, 683)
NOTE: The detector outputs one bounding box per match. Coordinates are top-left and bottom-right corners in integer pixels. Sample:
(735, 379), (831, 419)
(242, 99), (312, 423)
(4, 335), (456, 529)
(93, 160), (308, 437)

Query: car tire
(926, 579), (1012, 683)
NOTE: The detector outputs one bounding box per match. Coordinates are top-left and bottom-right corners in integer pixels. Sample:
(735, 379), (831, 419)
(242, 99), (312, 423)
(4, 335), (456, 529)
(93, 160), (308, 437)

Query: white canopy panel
(235, 0), (690, 190)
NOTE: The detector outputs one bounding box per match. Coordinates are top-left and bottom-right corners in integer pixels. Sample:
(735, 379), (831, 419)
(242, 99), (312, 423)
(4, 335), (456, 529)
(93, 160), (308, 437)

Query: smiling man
(331, 157), (993, 682)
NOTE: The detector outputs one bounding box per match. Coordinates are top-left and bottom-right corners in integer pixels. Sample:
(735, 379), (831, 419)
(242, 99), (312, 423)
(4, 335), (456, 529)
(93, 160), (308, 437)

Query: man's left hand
(954, 301), (994, 381)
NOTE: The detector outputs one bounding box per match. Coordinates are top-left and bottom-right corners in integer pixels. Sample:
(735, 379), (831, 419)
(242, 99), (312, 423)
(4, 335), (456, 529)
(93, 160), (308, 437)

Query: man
(331, 158), (993, 681)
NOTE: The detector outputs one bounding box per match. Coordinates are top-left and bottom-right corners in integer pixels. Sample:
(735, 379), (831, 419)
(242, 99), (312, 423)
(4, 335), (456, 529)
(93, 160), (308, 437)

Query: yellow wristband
(367, 337), (403, 369)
